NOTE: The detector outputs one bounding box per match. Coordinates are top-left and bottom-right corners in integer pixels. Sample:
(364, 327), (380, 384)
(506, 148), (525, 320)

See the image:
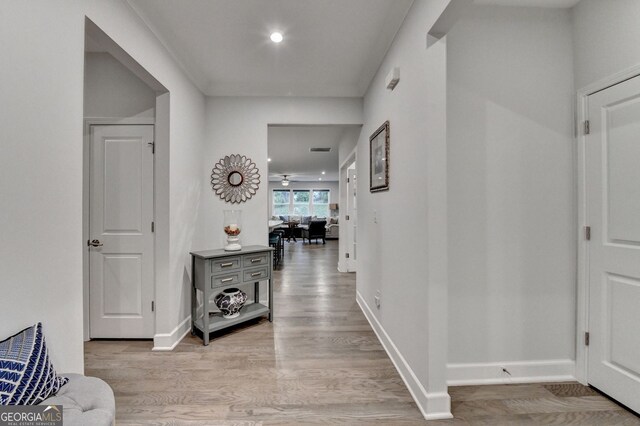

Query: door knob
(87, 239), (103, 247)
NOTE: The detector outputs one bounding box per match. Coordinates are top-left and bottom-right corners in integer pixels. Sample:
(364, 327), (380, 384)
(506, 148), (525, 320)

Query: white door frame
(575, 63), (640, 384)
(338, 147), (357, 272)
(82, 117), (155, 341)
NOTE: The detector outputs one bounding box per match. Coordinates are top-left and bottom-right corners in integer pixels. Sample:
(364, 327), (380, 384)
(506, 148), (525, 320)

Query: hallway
(84, 241), (638, 425)
(85, 241), (427, 424)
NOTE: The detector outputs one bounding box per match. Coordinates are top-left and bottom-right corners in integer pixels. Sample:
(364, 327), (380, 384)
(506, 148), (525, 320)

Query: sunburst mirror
(211, 154), (261, 203)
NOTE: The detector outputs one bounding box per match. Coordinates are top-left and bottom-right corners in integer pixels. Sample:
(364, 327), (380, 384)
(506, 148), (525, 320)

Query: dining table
(283, 221), (299, 242)
(268, 220), (283, 232)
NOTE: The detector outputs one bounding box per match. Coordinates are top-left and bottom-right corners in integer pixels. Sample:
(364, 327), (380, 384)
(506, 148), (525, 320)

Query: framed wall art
(369, 121), (389, 192)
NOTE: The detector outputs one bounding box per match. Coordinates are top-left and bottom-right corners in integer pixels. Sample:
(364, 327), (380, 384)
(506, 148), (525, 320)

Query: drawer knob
(220, 277), (234, 283)
(250, 258), (262, 263)
(220, 262), (234, 267)
(251, 272), (262, 277)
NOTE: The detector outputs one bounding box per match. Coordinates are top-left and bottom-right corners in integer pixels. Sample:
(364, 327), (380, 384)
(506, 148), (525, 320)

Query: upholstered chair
(301, 220), (327, 244)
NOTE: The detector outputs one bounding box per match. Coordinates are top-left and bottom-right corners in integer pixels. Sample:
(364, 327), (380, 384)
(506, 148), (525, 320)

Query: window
(272, 188), (331, 217)
(312, 190), (330, 218)
(273, 190), (290, 216)
(292, 190), (310, 216)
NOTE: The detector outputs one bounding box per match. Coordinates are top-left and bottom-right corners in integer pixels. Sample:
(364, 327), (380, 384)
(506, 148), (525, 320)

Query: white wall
(338, 127), (360, 167)
(267, 181), (339, 218)
(196, 97), (362, 251)
(446, 5), (575, 379)
(0, 0), (204, 372)
(355, 0), (451, 419)
(572, 0), (640, 90)
(84, 52), (156, 118)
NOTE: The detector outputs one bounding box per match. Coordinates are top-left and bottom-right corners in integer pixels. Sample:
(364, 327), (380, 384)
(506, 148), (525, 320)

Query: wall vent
(310, 147), (331, 152)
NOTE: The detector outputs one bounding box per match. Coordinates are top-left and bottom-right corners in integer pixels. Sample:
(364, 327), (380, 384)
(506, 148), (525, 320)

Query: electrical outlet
(373, 209), (377, 224)
(374, 290), (381, 308)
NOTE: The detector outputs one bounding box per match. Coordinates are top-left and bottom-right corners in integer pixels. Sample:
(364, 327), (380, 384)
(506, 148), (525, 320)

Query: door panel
(606, 99), (640, 244)
(587, 75), (640, 414)
(103, 139), (144, 233)
(608, 275), (640, 375)
(89, 125), (154, 338)
(102, 254), (143, 317)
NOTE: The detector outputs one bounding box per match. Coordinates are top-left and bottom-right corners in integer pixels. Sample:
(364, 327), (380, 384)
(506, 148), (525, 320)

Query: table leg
(203, 285), (210, 346)
(191, 289), (197, 335)
(268, 277), (273, 322)
(191, 256), (196, 335)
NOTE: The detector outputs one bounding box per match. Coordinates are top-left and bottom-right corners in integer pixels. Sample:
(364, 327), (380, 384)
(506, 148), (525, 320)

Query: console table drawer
(211, 256), (241, 274)
(243, 267), (268, 282)
(212, 272), (241, 289)
(242, 253), (269, 267)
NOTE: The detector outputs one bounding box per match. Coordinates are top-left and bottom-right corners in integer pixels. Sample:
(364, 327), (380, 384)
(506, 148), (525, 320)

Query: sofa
(326, 223), (339, 239)
(0, 322), (115, 426)
(275, 215), (318, 239)
(326, 216), (339, 239)
(39, 374), (115, 426)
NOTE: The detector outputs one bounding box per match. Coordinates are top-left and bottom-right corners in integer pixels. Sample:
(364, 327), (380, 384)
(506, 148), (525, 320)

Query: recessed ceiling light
(321, 171), (325, 175)
(267, 158), (271, 162)
(270, 32), (283, 43)
(318, 178), (322, 181)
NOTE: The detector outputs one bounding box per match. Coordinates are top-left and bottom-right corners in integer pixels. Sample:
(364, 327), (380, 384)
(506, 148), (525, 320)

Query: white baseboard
(356, 291), (452, 420)
(447, 359), (575, 386)
(152, 316), (191, 351)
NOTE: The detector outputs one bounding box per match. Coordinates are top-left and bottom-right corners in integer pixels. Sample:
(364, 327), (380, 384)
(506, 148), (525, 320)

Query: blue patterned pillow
(0, 323), (68, 405)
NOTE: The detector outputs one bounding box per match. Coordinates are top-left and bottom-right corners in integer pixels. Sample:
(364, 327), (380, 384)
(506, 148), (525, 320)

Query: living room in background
(267, 124), (349, 258)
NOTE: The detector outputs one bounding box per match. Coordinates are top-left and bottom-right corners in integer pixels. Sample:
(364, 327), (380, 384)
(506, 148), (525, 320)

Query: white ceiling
(268, 126), (358, 182)
(474, 0), (580, 7)
(126, 0), (414, 97)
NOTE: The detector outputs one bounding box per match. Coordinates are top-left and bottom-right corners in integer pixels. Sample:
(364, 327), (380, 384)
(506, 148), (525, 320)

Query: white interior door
(346, 168), (357, 272)
(89, 125), (155, 338)
(586, 75), (640, 413)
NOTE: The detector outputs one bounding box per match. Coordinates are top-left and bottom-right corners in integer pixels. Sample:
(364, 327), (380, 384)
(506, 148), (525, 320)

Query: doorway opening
(82, 19), (169, 341)
(339, 152), (357, 273)
(267, 125), (360, 272)
(577, 72), (640, 415)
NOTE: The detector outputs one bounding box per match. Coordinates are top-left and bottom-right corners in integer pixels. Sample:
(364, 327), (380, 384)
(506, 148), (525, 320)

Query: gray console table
(190, 245), (274, 345)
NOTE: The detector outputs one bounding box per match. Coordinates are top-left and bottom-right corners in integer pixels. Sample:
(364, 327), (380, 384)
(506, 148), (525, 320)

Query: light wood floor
(85, 240), (639, 425)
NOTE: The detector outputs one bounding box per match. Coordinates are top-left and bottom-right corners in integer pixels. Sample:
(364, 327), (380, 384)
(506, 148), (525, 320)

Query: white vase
(223, 210), (242, 251)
